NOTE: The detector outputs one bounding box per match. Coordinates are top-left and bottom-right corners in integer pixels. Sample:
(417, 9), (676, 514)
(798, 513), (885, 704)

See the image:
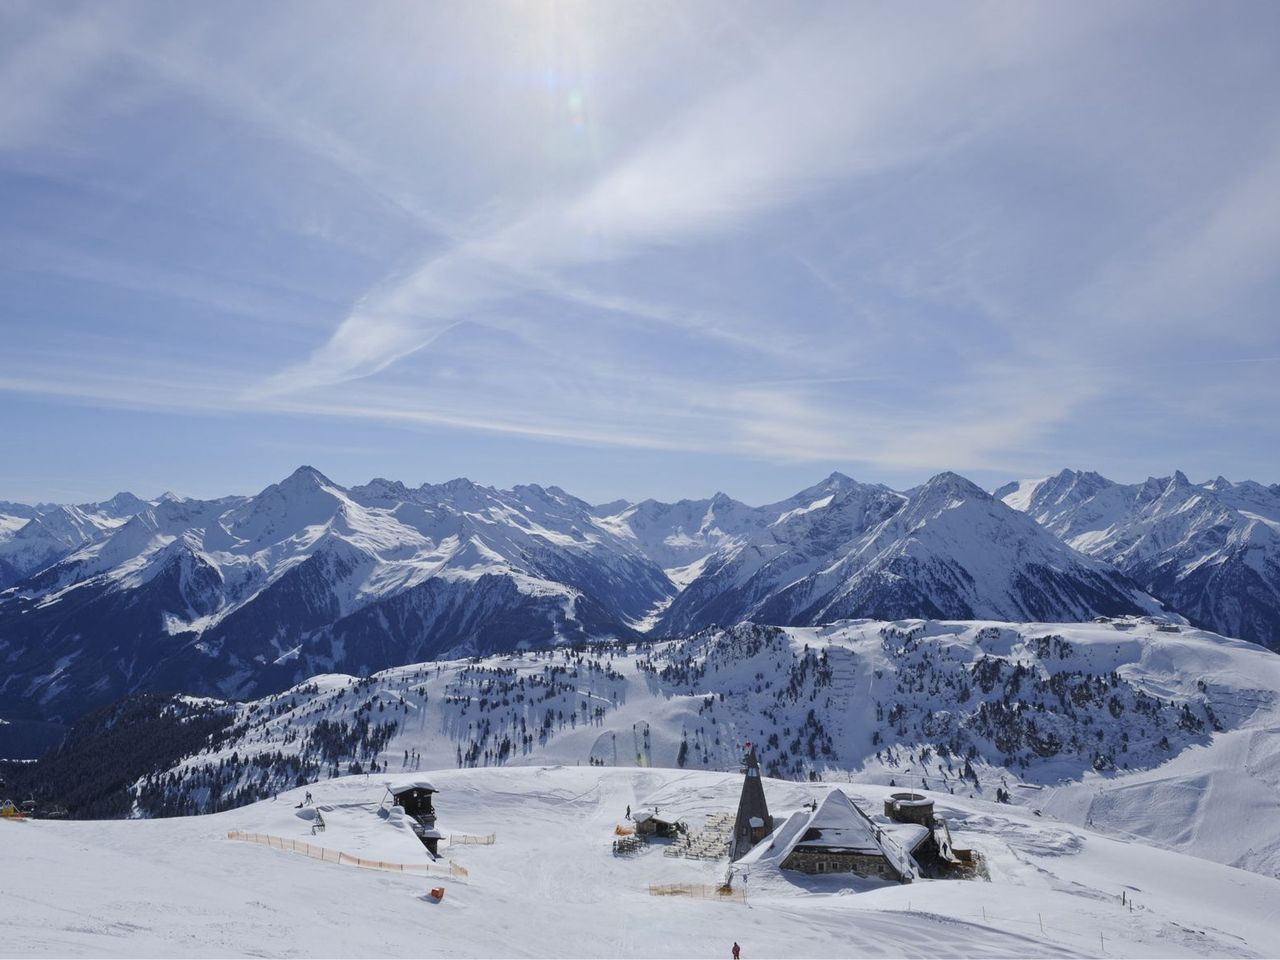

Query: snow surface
(4, 767), (1279, 958)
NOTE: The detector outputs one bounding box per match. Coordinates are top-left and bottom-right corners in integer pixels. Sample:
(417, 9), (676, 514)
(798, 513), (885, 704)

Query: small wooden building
(633, 809), (683, 839)
(387, 779), (443, 856)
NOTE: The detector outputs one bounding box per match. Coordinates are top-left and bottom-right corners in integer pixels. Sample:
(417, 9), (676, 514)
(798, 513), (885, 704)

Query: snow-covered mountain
(651, 472), (1166, 635)
(0, 493), (144, 587)
(0, 467), (672, 722)
(0, 466), (1189, 725)
(998, 469), (1280, 648)
(12, 619), (1280, 957)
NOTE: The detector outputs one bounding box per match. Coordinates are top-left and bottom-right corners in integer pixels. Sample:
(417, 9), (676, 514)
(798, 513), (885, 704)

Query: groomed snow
(4, 766), (1278, 958)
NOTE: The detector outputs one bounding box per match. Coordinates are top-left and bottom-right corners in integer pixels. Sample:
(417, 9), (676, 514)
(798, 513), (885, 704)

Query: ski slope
(3, 767), (1278, 958)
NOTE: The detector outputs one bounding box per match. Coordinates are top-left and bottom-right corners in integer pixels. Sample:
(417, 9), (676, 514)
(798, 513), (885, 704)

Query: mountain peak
(278, 465), (334, 492)
(96, 491), (148, 514)
(919, 471), (988, 501)
(348, 478), (411, 507)
(1051, 469), (1114, 502)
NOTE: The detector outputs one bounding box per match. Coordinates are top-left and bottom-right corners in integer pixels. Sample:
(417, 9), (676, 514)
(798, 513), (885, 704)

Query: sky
(2, 0), (1279, 506)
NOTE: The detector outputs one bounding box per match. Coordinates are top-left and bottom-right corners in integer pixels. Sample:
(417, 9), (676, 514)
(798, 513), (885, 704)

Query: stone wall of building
(885, 793), (935, 826)
(781, 848), (902, 881)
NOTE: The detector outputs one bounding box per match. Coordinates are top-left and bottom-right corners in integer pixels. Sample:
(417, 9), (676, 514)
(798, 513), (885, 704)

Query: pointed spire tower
(730, 741), (772, 861)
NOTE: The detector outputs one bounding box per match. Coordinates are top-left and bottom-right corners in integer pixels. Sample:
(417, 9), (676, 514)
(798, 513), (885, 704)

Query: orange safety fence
(226, 830), (469, 879)
(648, 883), (745, 903)
(447, 833), (496, 845)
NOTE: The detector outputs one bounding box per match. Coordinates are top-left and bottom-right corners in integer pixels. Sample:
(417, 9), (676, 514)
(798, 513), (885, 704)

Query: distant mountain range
(0, 465), (1275, 724)
(997, 469), (1280, 651)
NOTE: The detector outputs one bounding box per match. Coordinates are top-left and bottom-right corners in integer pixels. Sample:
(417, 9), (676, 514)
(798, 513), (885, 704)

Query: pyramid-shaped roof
(794, 789), (882, 853)
(730, 744), (772, 861)
(780, 789), (918, 880)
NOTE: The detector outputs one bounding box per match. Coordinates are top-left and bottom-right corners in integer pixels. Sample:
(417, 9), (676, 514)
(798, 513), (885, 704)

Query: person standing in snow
(732, 942), (741, 959)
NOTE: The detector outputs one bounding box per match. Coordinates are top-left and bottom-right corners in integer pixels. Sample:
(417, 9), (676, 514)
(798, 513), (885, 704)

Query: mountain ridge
(998, 467), (1280, 647)
(0, 465), (1272, 726)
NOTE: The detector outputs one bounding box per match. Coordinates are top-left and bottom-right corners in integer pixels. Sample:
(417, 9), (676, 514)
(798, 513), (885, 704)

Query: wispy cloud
(1073, 135), (1280, 344)
(0, 4), (129, 152)
(262, 4), (1102, 395)
(3, 1), (1279, 499)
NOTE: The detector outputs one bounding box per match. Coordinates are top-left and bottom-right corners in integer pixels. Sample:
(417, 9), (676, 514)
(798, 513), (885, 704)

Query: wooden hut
(386, 779), (443, 856)
(632, 809), (684, 839)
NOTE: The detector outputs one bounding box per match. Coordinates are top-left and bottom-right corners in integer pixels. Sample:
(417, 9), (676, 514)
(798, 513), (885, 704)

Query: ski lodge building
(777, 788), (923, 881)
(725, 742), (971, 883)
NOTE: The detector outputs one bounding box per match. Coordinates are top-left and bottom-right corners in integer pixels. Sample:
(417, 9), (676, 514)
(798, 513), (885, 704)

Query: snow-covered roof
(791, 789), (883, 854)
(633, 808), (677, 824)
(883, 822), (930, 852)
(769, 789), (920, 881)
(889, 793), (932, 808)
(384, 779), (437, 793)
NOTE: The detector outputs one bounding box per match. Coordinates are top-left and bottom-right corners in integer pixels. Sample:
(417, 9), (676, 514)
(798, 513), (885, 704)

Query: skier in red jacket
(732, 943), (741, 959)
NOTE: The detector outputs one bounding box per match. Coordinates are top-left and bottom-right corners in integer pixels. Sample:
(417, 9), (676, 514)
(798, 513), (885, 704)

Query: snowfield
(4, 766), (1279, 958)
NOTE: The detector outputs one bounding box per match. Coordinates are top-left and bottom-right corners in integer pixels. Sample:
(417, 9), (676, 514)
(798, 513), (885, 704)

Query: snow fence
(448, 832), (495, 845)
(226, 830), (469, 878)
(648, 883), (745, 903)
